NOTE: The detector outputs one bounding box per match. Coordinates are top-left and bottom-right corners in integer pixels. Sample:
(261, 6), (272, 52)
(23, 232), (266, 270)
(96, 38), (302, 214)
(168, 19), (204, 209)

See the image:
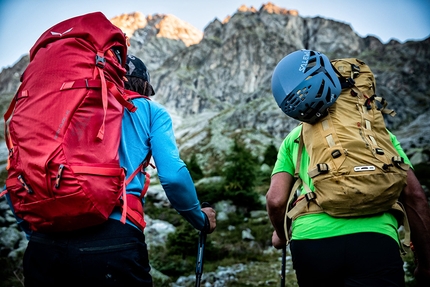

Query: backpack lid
(29, 12), (127, 66)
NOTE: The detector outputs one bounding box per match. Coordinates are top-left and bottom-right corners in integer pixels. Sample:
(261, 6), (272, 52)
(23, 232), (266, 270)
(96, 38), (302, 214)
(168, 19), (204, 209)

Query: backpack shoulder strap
(118, 91), (153, 230)
(391, 201), (411, 255)
(283, 128), (320, 244)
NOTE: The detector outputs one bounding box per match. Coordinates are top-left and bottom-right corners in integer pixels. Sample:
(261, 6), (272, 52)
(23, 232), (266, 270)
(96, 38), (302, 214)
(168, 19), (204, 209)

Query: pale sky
(0, 0), (429, 71)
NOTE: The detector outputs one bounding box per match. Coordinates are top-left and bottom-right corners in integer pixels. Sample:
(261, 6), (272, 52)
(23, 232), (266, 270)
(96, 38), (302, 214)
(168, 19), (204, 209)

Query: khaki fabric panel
(331, 58), (376, 97)
(312, 173), (407, 217)
(299, 58), (408, 219)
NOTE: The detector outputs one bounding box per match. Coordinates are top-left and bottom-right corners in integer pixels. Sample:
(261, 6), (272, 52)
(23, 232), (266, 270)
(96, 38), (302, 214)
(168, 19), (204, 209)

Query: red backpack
(2, 12), (150, 232)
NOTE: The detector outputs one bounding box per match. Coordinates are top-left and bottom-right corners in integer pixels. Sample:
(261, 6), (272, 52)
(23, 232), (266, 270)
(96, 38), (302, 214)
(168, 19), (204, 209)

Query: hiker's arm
(400, 169), (430, 284)
(150, 106), (214, 232)
(266, 172), (294, 249)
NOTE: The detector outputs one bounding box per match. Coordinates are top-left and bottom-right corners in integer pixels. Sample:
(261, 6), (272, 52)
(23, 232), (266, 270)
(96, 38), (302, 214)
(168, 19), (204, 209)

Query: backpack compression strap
(118, 151), (154, 230)
(60, 80), (138, 113)
(332, 62), (396, 117)
(3, 88), (26, 170)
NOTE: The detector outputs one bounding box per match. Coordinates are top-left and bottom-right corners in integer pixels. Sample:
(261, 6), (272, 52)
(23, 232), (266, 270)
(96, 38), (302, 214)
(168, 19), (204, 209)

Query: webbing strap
(284, 128), (317, 244)
(71, 166), (125, 176)
(119, 151), (153, 228)
(3, 91), (18, 154)
(60, 79), (138, 113)
(283, 203), (291, 245)
(124, 194), (146, 230)
(124, 164), (150, 200)
(108, 82), (138, 112)
(286, 182), (315, 220)
(294, 130), (304, 179)
(120, 184), (127, 224)
(284, 178), (301, 244)
(96, 52), (108, 141)
(285, 130), (303, 244)
(60, 79), (101, 90)
(0, 189), (8, 197)
(375, 96), (396, 117)
(392, 201), (411, 255)
(124, 151), (153, 197)
(4, 90), (34, 170)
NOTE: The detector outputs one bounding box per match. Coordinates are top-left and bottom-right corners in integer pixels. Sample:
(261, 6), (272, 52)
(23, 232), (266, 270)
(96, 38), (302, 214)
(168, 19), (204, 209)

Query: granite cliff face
(124, 3), (430, 171)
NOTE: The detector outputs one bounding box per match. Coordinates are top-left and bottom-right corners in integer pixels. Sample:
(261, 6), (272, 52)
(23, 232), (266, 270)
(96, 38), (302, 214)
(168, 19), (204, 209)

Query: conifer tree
(223, 139), (262, 211)
(263, 143), (278, 167)
(186, 154), (204, 181)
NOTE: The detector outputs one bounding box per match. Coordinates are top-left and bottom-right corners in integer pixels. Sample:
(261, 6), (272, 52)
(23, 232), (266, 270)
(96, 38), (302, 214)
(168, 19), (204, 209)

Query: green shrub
(195, 180), (225, 204)
(144, 198), (183, 226)
(263, 143), (278, 167)
(185, 154), (204, 181)
(150, 245), (195, 277)
(222, 139), (262, 212)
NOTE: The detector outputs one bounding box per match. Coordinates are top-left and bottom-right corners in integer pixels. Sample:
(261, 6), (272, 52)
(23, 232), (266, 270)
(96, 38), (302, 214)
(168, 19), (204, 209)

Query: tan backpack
(284, 58), (410, 252)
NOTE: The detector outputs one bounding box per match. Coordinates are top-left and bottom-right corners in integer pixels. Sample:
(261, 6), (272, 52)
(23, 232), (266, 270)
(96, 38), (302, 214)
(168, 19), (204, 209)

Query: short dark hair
(124, 76), (155, 96)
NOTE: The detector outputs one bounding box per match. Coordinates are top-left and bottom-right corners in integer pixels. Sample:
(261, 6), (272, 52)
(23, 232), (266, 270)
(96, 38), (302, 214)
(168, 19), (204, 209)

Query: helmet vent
(315, 81), (325, 99)
(296, 85), (311, 100)
(325, 87), (332, 102)
(304, 58), (317, 73)
(325, 64), (338, 86)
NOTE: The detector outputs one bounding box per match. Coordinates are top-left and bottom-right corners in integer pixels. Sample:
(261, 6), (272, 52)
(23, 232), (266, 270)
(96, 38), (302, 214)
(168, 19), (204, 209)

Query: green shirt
(272, 125), (411, 243)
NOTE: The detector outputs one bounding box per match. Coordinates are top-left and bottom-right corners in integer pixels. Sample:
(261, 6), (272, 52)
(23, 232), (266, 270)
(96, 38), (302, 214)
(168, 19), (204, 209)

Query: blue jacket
(109, 97), (206, 230)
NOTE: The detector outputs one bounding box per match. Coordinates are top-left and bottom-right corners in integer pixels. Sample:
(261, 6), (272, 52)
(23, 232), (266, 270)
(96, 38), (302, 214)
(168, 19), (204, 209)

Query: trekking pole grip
(201, 202), (211, 208)
(201, 202), (212, 234)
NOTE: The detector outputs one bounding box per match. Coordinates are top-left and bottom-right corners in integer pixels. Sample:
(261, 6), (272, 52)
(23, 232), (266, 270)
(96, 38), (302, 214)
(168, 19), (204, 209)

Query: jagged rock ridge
(111, 11), (203, 47)
(1, 3), (429, 171)
(1, 2), (430, 170)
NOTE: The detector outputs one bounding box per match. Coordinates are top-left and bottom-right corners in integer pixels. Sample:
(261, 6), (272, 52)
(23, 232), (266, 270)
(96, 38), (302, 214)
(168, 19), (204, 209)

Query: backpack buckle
(18, 175), (33, 194)
(375, 148), (385, 155)
(95, 55), (106, 69)
(331, 150), (342, 159)
(317, 163), (329, 173)
(305, 192), (316, 201)
(351, 64), (360, 78)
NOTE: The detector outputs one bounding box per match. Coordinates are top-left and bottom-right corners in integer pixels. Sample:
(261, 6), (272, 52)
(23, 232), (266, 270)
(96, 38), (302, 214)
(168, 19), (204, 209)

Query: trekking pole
(280, 245), (286, 287)
(195, 202), (211, 287)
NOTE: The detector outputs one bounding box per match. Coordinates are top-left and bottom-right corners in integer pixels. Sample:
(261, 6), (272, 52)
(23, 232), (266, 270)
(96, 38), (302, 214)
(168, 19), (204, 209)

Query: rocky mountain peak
(222, 2), (298, 26)
(111, 12), (203, 47)
(110, 12), (147, 39)
(0, 3), (429, 170)
(234, 2), (298, 16)
(237, 4), (259, 13)
(260, 2), (299, 15)
(151, 14), (203, 47)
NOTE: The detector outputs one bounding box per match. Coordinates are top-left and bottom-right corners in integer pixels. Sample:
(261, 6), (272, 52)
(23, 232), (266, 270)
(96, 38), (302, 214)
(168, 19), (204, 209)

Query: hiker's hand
(272, 230), (286, 249)
(202, 207), (216, 234)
